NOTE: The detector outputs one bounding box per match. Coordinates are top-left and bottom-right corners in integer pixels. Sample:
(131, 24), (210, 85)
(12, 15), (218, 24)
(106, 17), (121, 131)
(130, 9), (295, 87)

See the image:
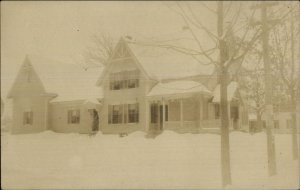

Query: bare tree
(125, 1), (295, 186)
(127, 2), (263, 187)
(83, 34), (115, 69)
(269, 6), (299, 159)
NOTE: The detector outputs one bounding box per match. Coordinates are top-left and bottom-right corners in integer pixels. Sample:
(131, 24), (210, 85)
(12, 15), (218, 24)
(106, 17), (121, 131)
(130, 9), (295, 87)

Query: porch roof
(147, 80), (211, 99)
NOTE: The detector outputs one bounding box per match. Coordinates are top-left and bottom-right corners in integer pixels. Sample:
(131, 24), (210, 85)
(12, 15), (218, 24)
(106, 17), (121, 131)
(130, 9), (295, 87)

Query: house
(248, 106), (295, 134)
(7, 37), (248, 134)
(7, 55), (103, 134)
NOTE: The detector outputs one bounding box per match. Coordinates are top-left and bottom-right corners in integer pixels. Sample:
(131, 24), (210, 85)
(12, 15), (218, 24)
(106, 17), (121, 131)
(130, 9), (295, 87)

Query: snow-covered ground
(1, 130), (299, 189)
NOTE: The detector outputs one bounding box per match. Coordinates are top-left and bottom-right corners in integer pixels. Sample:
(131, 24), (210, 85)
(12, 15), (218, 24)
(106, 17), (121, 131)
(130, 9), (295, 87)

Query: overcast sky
(1, 1), (212, 98)
(2, 1), (294, 99)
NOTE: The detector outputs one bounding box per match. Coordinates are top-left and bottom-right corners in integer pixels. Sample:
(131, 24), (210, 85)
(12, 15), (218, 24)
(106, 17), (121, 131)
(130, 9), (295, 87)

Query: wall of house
(49, 101), (97, 134)
(11, 95), (49, 134)
(100, 59), (148, 134)
(9, 63), (50, 134)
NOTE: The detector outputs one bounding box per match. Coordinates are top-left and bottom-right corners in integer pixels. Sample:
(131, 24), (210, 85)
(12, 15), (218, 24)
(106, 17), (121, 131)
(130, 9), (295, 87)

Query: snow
(147, 80), (211, 97)
(212, 81), (238, 103)
(1, 130), (299, 189)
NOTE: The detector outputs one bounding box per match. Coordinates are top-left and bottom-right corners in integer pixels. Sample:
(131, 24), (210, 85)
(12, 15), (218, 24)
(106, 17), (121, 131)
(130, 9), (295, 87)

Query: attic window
(110, 70), (139, 90)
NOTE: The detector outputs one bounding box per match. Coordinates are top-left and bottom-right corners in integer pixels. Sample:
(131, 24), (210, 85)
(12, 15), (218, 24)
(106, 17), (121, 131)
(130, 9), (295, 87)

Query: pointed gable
(7, 56), (46, 98)
(96, 37), (150, 86)
(111, 41), (131, 59)
(8, 55), (103, 102)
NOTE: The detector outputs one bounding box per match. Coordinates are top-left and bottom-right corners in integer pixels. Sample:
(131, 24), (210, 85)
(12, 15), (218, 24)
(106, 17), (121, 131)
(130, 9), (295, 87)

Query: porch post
(145, 100), (149, 131)
(162, 98), (165, 129)
(157, 101), (160, 130)
(199, 96), (202, 128)
(180, 99), (183, 128)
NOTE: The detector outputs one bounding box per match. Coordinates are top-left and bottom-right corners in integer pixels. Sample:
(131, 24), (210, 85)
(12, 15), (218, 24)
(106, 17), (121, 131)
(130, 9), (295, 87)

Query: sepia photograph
(1, 1), (299, 189)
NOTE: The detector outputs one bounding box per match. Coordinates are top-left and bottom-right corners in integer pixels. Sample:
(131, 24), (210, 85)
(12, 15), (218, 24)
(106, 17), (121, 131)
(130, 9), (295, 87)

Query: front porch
(145, 80), (245, 134)
(147, 96), (222, 134)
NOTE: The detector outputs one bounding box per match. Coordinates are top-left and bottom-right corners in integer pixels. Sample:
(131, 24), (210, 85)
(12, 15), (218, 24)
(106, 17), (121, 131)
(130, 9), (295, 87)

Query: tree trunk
(291, 112), (299, 159)
(289, 9), (299, 160)
(218, 1), (232, 187)
(261, 3), (276, 176)
(257, 111), (262, 132)
(290, 93), (298, 159)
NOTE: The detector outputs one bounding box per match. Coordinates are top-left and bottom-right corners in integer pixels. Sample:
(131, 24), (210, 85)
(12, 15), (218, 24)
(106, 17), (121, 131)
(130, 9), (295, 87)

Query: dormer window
(110, 70), (139, 90)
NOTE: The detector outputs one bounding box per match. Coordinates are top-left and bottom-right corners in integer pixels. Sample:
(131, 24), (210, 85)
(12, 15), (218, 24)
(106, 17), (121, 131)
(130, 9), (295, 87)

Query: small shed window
(23, 111), (33, 125)
(68, 109), (80, 124)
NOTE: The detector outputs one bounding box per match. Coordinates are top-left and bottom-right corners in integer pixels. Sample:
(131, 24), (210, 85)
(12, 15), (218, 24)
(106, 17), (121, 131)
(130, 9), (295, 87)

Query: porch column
(162, 98), (165, 129)
(180, 99), (183, 128)
(199, 96), (202, 128)
(157, 101), (160, 130)
(145, 100), (149, 131)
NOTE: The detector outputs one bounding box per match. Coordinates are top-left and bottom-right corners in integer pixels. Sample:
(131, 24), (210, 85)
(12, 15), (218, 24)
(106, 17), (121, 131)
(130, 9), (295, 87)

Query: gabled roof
(8, 55), (103, 103)
(96, 38), (151, 86)
(147, 80), (211, 98)
(212, 81), (238, 103)
(96, 37), (215, 86)
(127, 42), (215, 81)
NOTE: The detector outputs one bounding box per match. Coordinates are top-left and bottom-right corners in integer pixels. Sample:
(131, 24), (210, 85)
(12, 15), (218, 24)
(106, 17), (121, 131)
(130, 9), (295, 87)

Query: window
(128, 103), (139, 123)
(110, 70), (139, 90)
(68, 109), (80, 124)
(108, 103), (139, 124)
(214, 104), (220, 119)
(23, 111), (33, 125)
(108, 105), (123, 124)
(128, 79), (139, 89)
(112, 105), (123, 124)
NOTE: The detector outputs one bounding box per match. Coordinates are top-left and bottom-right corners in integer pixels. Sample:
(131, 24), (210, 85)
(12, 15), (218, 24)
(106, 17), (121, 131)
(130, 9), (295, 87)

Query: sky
(0, 1), (219, 119)
(1, 1), (216, 99)
(1, 1), (296, 99)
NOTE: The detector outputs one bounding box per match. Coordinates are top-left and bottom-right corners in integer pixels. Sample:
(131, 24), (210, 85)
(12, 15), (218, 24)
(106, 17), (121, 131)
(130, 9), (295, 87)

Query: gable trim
(96, 37), (152, 86)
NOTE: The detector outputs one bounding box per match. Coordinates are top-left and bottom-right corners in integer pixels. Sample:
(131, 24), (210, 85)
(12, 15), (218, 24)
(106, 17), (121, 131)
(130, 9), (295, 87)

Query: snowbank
(1, 130), (299, 189)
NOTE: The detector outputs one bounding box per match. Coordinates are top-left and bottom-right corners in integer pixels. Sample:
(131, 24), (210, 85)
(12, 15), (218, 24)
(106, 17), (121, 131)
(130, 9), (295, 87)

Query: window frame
(67, 109), (80, 124)
(23, 111), (33, 125)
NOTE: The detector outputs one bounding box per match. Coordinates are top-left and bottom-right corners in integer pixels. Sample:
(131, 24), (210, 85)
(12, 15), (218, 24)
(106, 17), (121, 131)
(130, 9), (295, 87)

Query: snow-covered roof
(126, 41), (215, 80)
(212, 81), (238, 103)
(147, 80), (211, 98)
(16, 55), (103, 103)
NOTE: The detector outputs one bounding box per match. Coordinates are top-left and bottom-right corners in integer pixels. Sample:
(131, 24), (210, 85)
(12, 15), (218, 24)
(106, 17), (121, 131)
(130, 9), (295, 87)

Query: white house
(7, 37), (249, 134)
